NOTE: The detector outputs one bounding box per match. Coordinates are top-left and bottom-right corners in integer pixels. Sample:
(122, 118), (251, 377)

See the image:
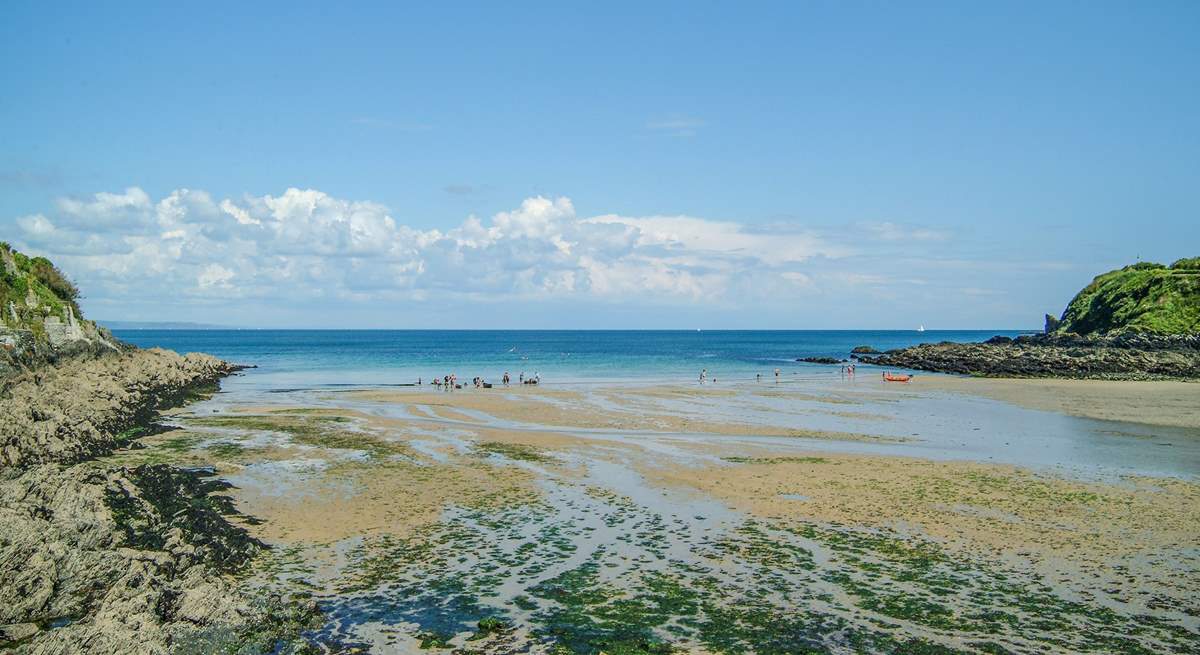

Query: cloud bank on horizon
(10, 185), (1049, 328)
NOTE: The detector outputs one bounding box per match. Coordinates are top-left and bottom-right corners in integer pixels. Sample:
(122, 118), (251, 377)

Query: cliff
(1, 243), (121, 376)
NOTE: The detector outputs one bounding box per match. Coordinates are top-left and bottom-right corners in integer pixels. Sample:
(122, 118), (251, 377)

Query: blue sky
(2, 1), (1197, 328)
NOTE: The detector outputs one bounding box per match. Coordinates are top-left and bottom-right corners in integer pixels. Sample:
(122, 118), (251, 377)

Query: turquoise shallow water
(118, 328), (1199, 479)
(113, 329), (1026, 387)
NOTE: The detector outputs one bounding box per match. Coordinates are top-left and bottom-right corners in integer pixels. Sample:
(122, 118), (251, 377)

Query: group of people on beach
(429, 374), (459, 390)
(503, 371), (539, 385)
(427, 371), (540, 391)
(840, 363), (857, 377)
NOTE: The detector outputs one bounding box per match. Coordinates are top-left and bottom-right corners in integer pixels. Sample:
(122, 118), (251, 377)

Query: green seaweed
(722, 456), (830, 465)
(476, 441), (555, 463)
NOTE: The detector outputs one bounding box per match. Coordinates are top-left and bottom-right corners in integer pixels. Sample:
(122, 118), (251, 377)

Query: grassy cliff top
(1055, 258), (1200, 335)
(1, 242), (87, 339)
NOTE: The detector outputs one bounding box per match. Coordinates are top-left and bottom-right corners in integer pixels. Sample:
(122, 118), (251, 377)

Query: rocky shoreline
(858, 332), (1200, 380)
(1, 349), (243, 467)
(0, 348), (320, 654)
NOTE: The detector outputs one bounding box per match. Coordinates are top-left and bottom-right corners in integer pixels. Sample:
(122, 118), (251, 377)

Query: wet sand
(347, 386), (891, 441)
(913, 375), (1200, 428)
(101, 375), (1200, 654)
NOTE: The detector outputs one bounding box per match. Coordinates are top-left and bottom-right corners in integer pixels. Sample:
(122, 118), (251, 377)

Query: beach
(910, 375), (1200, 429)
(98, 369), (1200, 653)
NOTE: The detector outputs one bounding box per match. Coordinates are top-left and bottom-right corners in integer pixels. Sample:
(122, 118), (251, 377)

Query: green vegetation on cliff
(1, 243), (118, 376)
(1, 242), (85, 339)
(1054, 258), (1200, 335)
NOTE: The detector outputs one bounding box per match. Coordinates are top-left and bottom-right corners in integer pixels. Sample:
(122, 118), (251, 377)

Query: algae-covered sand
(101, 378), (1200, 654)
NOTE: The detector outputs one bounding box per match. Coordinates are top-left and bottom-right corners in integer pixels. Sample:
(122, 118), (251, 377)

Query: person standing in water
(774, 368), (780, 383)
(699, 369), (707, 385)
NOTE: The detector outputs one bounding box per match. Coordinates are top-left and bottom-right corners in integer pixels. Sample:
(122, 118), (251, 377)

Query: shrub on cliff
(29, 255), (80, 301)
(1054, 259), (1200, 335)
(1, 243), (119, 376)
(2, 243), (83, 321)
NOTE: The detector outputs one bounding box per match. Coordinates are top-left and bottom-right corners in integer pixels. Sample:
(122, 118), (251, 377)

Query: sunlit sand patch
(911, 375), (1200, 429)
(640, 448), (1200, 581)
(745, 386), (865, 404)
(343, 386), (899, 441)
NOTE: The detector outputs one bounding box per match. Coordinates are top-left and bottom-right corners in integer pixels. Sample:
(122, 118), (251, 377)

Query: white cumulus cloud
(9, 186), (969, 322)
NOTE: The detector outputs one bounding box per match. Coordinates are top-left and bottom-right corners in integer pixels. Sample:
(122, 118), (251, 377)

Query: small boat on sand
(882, 372), (912, 383)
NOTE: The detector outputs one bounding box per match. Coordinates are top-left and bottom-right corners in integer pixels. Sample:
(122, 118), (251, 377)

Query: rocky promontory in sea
(858, 258), (1200, 380)
(0, 245), (319, 653)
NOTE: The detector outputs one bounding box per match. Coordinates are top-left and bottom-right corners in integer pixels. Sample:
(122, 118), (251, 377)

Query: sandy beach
(95, 374), (1200, 653)
(911, 375), (1200, 428)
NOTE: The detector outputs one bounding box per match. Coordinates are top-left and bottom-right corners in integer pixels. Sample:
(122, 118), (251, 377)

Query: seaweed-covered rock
(0, 463), (319, 654)
(850, 345), (880, 354)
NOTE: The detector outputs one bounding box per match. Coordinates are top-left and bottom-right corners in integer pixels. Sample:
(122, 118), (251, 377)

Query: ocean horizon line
(105, 325), (1040, 333)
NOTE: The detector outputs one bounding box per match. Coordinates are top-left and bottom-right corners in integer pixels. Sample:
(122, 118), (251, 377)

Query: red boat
(882, 372), (912, 383)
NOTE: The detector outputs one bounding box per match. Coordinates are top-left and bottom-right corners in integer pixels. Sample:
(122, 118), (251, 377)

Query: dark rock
(985, 336), (1013, 345)
(797, 357), (844, 365)
(859, 332), (1200, 380)
(0, 463), (320, 654)
(850, 345), (880, 354)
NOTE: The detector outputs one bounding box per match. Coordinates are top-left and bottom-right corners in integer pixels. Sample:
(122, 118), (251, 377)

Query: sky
(1, 1), (1197, 329)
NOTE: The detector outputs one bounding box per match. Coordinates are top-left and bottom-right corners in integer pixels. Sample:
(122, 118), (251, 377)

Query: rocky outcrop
(797, 357), (845, 365)
(861, 259), (1200, 379)
(0, 350), (321, 653)
(0, 464), (318, 654)
(0, 348), (319, 653)
(850, 345), (880, 354)
(859, 333), (1200, 380)
(0, 246), (322, 652)
(0, 349), (239, 468)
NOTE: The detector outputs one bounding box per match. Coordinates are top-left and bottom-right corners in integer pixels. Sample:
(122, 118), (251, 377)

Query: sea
(112, 329), (1028, 388)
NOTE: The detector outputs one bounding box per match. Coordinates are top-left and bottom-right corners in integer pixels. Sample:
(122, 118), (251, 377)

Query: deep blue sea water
(113, 329), (1029, 387)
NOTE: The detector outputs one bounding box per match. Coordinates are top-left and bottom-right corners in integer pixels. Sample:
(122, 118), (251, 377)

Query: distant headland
(860, 258), (1200, 380)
